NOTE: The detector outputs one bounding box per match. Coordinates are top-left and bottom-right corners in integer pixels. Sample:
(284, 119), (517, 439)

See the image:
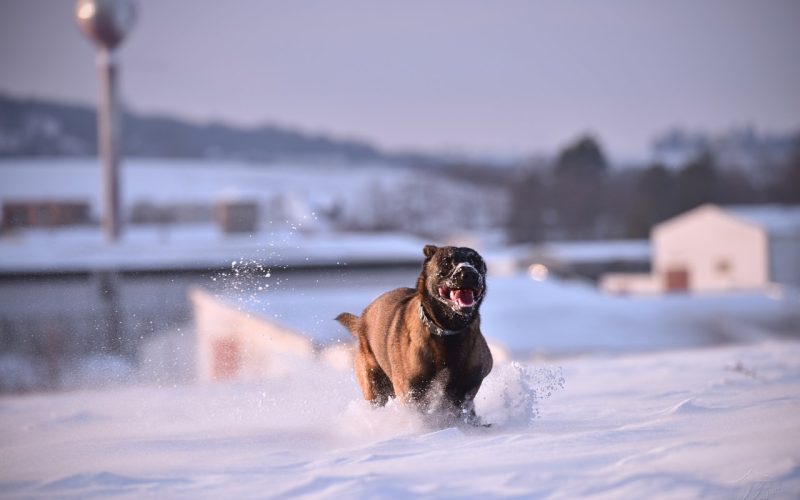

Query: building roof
(725, 205), (800, 236)
(654, 203), (800, 238)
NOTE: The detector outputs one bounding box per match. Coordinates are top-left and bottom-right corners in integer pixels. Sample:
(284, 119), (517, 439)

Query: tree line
(506, 134), (800, 243)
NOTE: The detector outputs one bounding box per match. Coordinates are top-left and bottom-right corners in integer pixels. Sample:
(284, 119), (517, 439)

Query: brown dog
(336, 245), (493, 424)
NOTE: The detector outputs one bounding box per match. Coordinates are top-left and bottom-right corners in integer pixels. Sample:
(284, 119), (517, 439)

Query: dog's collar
(419, 303), (466, 337)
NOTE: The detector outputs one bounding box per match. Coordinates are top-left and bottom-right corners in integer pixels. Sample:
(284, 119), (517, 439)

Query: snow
(0, 158), (508, 239)
(0, 158), (412, 212)
(481, 275), (797, 356)
(1, 260), (798, 496)
(226, 272), (799, 355)
(1, 341), (799, 498)
(2, 268), (795, 393)
(2, 158), (798, 496)
(0, 226), (428, 273)
(656, 204), (800, 239)
(534, 239), (651, 264)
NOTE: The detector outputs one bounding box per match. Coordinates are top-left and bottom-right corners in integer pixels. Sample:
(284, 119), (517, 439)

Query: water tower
(75, 0), (137, 241)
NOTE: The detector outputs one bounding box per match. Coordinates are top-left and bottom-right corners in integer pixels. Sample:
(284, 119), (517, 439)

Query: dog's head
(418, 245), (487, 329)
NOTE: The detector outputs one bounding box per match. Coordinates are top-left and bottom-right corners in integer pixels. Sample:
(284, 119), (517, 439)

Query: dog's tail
(335, 312), (360, 337)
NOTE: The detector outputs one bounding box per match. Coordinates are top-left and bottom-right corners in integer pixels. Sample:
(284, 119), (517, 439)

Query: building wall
(190, 287), (314, 381)
(2, 200), (91, 229)
(652, 206), (769, 292)
(769, 233), (800, 287)
(599, 273), (662, 294)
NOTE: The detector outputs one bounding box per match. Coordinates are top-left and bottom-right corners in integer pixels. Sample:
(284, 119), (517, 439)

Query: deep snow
(1, 341), (799, 498)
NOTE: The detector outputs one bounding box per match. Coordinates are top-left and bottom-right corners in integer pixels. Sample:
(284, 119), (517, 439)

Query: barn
(601, 204), (800, 294)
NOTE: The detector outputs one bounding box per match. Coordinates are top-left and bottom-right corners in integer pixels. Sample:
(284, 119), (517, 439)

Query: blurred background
(0, 0), (798, 393)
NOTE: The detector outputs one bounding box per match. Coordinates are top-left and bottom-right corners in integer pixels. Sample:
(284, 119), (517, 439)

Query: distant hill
(0, 94), (435, 165)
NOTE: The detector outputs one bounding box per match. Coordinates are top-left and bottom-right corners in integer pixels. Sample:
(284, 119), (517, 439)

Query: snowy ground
(0, 158), (418, 216)
(0, 225), (429, 273)
(1, 268), (799, 497)
(2, 156), (798, 498)
(1, 341), (799, 498)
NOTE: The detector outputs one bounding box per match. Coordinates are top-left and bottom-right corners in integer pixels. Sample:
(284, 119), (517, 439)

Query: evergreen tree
(551, 135), (609, 239)
(627, 164), (679, 237)
(767, 135), (800, 203)
(554, 135), (608, 180)
(507, 170), (546, 243)
(677, 151), (718, 211)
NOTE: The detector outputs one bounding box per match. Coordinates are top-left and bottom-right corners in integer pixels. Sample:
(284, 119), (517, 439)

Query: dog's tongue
(451, 289), (475, 307)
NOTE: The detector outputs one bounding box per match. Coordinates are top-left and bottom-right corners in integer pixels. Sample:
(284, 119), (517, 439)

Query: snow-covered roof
(725, 204), (800, 236)
(657, 204), (800, 237)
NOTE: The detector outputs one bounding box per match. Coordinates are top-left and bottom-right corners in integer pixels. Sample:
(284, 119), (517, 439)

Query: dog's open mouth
(439, 285), (483, 309)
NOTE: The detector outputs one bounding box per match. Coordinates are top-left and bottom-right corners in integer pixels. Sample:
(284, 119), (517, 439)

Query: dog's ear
(423, 245), (438, 260)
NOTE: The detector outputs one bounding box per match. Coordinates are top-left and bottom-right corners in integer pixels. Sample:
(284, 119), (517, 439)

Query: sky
(1, 0), (799, 159)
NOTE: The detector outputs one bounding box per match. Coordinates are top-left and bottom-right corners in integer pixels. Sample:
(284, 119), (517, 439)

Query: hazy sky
(1, 0), (799, 158)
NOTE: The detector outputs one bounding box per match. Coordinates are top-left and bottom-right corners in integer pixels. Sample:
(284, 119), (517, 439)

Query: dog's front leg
(449, 383), (488, 426)
(392, 375), (433, 410)
(458, 399), (485, 426)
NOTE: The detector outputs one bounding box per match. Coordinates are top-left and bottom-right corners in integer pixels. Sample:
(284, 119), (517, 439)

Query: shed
(602, 204), (800, 294)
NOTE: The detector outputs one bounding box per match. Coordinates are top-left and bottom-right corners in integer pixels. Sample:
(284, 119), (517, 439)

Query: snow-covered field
(1, 341), (799, 498)
(0, 158), (417, 213)
(0, 158), (507, 238)
(1, 270), (799, 497)
(2, 158), (799, 498)
(3, 270), (800, 497)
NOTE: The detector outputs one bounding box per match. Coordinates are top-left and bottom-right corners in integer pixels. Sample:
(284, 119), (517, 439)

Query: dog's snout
(452, 263), (482, 284)
(455, 266), (473, 279)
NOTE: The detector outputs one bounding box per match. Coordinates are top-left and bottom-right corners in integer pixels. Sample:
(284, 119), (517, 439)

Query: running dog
(336, 245), (493, 424)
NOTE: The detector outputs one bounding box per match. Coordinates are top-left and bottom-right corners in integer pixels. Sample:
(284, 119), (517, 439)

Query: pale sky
(1, 0), (799, 159)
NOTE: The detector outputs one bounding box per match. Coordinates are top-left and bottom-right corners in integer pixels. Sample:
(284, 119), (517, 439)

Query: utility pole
(75, 0), (137, 358)
(75, 0), (136, 242)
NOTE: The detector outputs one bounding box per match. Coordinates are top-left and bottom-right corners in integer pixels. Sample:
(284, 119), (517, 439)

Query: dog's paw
(458, 419), (493, 433)
(460, 411), (490, 428)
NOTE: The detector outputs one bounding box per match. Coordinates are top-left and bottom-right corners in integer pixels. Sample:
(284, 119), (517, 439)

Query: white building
(191, 288), (314, 381)
(601, 204), (800, 294)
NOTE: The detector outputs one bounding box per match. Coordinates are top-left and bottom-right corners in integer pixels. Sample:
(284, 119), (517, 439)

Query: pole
(97, 47), (121, 241)
(96, 48), (124, 358)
